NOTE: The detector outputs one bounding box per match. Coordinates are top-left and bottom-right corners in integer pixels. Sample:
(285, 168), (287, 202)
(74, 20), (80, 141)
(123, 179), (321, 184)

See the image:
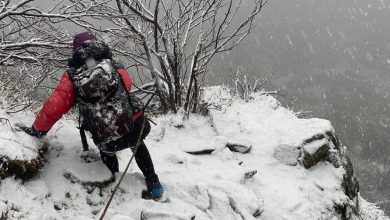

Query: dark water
(209, 0), (390, 214)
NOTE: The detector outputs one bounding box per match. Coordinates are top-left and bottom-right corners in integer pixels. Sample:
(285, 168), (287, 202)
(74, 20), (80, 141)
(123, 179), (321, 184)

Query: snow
(0, 109), (41, 161)
(303, 138), (329, 155)
(359, 199), (390, 220)
(0, 86), (388, 219)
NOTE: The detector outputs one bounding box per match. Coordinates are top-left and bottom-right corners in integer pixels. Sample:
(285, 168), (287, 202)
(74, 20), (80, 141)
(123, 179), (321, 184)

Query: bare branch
(4, 0), (266, 114)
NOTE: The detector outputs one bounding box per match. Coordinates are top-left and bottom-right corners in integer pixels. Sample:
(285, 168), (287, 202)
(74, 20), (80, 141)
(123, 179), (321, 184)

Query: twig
(0, 117), (15, 133)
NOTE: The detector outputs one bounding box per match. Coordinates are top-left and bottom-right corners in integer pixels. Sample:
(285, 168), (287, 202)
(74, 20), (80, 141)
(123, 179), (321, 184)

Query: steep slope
(0, 87), (388, 220)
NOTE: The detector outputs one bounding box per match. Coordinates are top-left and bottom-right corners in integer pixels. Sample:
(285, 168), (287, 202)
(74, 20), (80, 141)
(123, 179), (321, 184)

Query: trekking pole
(142, 93), (155, 112)
(99, 118), (146, 220)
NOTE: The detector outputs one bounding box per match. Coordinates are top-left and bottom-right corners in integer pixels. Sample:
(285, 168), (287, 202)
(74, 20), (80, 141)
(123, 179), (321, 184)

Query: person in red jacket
(21, 32), (163, 199)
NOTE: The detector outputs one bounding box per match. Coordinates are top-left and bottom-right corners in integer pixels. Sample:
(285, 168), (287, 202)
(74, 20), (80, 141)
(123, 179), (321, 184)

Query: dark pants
(99, 116), (158, 181)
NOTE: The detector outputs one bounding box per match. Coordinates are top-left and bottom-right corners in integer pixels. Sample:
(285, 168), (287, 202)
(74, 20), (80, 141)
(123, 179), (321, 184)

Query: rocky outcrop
(0, 143), (47, 181)
(274, 130), (360, 219)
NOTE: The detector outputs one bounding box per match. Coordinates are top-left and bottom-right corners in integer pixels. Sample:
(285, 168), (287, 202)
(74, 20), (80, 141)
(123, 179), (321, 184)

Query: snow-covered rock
(0, 86), (387, 220)
(0, 109), (47, 180)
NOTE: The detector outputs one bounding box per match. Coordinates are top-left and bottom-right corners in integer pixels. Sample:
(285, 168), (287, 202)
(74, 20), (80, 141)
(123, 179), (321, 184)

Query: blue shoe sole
(142, 187), (164, 200)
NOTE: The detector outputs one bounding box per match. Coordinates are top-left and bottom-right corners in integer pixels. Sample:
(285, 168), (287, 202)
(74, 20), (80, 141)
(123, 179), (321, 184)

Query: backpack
(68, 59), (134, 145)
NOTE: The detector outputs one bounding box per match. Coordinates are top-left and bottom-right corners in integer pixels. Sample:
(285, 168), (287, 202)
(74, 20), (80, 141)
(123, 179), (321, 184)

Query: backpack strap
(115, 68), (155, 112)
(78, 109), (89, 151)
(115, 67), (156, 125)
(115, 68), (144, 120)
(69, 68), (90, 152)
(80, 126), (89, 152)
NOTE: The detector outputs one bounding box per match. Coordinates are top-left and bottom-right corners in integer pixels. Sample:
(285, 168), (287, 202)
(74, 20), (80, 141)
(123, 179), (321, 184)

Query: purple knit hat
(72, 32), (97, 51)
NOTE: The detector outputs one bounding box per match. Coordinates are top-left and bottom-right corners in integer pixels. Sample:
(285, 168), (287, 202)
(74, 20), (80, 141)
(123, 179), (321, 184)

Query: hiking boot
(142, 176), (164, 200)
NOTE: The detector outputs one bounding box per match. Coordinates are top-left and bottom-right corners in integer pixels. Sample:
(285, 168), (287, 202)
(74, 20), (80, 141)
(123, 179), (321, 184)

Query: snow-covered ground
(0, 87), (388, 220)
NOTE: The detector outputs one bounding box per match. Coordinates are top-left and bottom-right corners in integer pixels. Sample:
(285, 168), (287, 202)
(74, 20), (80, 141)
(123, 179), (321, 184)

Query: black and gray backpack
(68, 59), (134, 145)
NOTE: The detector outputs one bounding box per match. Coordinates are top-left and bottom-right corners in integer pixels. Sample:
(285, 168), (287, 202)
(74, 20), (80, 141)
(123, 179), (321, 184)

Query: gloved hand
(18, 125), (46, 138)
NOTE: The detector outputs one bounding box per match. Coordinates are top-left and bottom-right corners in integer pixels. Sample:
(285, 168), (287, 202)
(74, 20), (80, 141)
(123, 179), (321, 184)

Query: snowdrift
(0, 87), (388, 220)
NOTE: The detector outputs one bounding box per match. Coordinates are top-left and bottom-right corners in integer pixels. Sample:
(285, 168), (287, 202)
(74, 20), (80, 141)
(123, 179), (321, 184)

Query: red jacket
(33, 68), (135, 133)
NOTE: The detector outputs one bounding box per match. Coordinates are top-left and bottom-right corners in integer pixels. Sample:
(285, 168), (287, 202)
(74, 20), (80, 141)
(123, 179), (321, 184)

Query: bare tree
(67, 0), (266, 114)
(0, 0), (111, 110)
(0, 0), (68, 110)
(0, 0), (120, 68)
(121, 0), (264, 114)
(0, 0), (266, 114)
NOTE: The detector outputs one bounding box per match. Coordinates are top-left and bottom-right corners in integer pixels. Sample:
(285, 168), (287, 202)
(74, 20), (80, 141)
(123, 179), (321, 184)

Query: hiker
(20, 32), (163, 199)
